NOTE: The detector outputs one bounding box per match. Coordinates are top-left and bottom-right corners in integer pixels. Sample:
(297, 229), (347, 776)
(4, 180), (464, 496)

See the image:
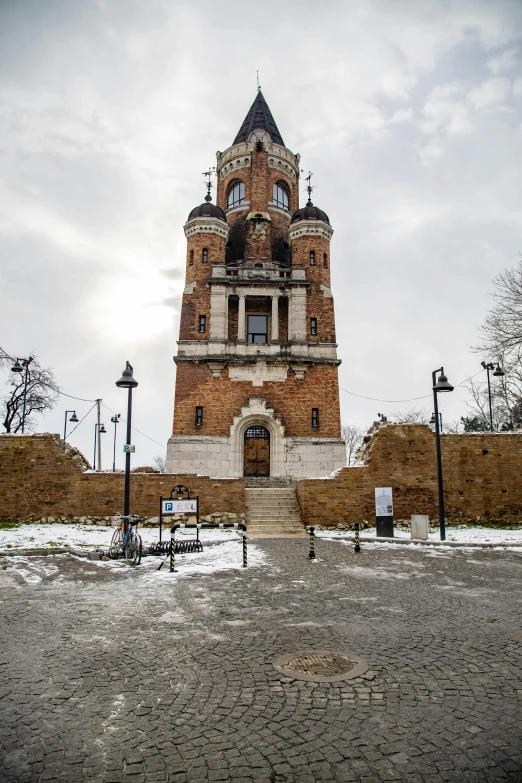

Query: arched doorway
(244, 426), (270, 477)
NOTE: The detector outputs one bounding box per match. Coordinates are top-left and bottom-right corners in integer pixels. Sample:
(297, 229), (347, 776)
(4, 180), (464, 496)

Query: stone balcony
(175, 340), (340, 363)
(210, 264), (307, 286)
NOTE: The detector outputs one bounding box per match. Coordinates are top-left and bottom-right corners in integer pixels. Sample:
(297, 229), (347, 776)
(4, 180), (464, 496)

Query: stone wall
(296, 423), (522, 526)
(0, 434), (245, 521)
(2, 425), (522, 526)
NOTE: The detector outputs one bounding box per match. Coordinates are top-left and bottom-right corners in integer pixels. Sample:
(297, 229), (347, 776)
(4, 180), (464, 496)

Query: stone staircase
(245, 484), (306, 537)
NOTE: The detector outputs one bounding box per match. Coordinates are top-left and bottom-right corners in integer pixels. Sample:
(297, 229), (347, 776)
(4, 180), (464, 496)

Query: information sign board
(123, 444), (135, 453)
(162, 499), (197, 515)
(375, 487), (393, 517)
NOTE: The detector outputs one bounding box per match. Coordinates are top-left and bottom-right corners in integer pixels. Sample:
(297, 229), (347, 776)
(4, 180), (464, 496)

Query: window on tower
(198, 315), (206, 333)
(310, 318), (317, 336)
(189, 249), (194, 265)
(227, 180), (245, 208)
(323, 253), (328, 268)
(310, 250), (315, 265)
(247, 315), (268, 344)
(312, 408), (319, 428)
(273, 181), (289, 210)
(195, 406), (203, 426)
(202, 248), (208, 263)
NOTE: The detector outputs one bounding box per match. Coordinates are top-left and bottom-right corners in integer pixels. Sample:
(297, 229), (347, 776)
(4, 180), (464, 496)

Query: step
(244, 478), (296, 488)
(247, 510), (301, 522)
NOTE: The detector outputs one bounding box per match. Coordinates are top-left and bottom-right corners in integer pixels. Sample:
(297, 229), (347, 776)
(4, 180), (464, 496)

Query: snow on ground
(0, 524), (267, 580)
(317, 526), (522, 545)
(0, 523), (245, 552)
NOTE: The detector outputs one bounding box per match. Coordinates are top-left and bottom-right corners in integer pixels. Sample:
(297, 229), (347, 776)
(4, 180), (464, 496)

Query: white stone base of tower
(166, 434), (346, 479)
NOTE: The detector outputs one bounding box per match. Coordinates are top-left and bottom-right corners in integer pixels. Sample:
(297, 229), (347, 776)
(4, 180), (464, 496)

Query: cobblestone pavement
(1, 539), (521, 783)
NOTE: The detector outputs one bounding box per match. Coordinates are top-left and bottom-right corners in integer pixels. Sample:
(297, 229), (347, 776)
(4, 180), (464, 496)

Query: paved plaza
(1, 537), (521, 782)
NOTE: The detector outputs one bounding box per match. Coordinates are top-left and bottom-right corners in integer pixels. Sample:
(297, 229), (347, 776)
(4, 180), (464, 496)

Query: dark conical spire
(233, 91), (285, 146)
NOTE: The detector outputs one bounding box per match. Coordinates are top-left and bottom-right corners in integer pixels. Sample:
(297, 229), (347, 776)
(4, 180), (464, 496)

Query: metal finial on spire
(202, 167), (216, 202)
(257, 70), (261, 93)
(304, 171), (314, 206)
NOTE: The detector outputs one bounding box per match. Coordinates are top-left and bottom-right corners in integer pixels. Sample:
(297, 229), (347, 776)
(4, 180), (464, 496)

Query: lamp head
(433, 370), (454, 393)
(99, 424), (107, 434)
(115, 361), (138, 389)
(430, 413), (436, 424)
(11, 359), (23, 373)
(69, 412), (78, 423)
(493, 364), (505, 377)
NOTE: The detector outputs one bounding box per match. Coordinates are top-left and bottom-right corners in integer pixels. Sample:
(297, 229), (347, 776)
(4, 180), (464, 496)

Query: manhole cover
(273, 649), (369, 682)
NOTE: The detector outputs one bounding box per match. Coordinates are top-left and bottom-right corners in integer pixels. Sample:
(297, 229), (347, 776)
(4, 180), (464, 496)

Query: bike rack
(170, 523), (247, 572)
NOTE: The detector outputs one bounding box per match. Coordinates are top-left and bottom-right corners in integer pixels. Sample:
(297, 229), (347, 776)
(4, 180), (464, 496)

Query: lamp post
(115, 362), (138, 532)
(111, 414), (121, 472)
(63, 410), (79, 440)
(93, 423), (107, 470)
(11, 357), (34, 433)
(481, 361), (505, 432)
(430, 412), (443, 432)
(432, 367), (454, 541)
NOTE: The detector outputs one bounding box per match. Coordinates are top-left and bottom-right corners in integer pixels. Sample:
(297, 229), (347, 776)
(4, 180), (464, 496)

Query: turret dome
(290, 200), (330, 225)
(187, 199), (227, 222)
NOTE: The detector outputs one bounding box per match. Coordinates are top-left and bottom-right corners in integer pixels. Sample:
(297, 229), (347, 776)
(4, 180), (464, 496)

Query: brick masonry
(2, 425), (522, 524)
(0, 434), (245, 521)
(296, 423), (522, 525)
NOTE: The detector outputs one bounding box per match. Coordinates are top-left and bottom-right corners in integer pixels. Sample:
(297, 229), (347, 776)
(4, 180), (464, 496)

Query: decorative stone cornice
(217, 140), (300, 182)
(288, 219), (334, 241)
(184, 216), (229, 240)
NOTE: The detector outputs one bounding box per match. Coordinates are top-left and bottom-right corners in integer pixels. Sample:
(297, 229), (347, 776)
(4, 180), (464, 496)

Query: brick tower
(167, 91), (345, 478)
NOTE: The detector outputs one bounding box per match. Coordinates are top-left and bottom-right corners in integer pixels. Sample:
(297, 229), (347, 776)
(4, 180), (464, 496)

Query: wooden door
(244, 427), (270, 477)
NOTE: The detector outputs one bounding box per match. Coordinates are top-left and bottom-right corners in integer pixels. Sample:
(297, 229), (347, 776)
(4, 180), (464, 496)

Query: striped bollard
(308, 526), (316, 560)
(242, 533), (248, 568)
(354, 522), (360, 553)
(170, 534), (176, 572)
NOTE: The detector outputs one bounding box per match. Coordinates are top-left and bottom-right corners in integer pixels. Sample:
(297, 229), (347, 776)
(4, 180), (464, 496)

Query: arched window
(273, 181), (289, 210)
(202, 248), (208, 263)
(189, 249), (194, 265)
(227, 180), (245, 208)
(310, 250), (315, 266)
(323, 253), (328, 268)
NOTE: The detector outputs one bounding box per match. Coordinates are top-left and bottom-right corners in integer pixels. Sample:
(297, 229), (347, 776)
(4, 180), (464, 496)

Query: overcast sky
(1, 0), (522, 469)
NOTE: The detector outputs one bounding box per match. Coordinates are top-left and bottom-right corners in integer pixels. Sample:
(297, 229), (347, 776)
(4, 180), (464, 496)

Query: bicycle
(109, 514), (143, 565)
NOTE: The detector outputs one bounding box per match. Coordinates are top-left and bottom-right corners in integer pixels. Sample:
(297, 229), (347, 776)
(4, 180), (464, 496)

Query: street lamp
(63, 410), (78, 440)
(93, 422), (107, 470)
(115, 362), (138, 530)
(111, 414), (121, 472)
(481, 361), (505, 432)
(11, 356), (34, 434)
(432, 367), (454, 541)
(430, 412), (443, 432)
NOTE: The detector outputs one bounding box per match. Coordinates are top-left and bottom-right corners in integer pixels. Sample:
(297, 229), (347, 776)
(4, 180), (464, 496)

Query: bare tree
(389, 406), (431, 425)
(341, 423), (366, 465)
(153, 453), (167, 473)
(441, 419), (463, 434)
(477, 257), (522, 357)
(0, 346), (13, 372)
(2, 356), (60, 433)
(474, 258), (522, 426)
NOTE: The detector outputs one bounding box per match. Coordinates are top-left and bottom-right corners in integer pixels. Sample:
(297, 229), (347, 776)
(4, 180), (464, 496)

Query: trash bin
(411, 515), (429, 540)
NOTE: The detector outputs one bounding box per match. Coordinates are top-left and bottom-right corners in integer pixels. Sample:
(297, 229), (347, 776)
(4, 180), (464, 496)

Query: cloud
(488, 48), (519, 74)
(468, 77), (512, 110)
(1, 0), (522, 466)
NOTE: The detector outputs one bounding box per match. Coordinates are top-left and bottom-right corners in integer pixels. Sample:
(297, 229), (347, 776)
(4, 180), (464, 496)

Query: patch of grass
(0, 520), (22, 530)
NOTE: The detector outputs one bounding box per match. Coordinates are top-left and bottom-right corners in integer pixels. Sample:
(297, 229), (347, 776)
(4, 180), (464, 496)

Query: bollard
(308, 526), (316, 560)
(242, 532), (248, 568)
(354, 522), (361, 553)
(170, 534), (175, 572)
